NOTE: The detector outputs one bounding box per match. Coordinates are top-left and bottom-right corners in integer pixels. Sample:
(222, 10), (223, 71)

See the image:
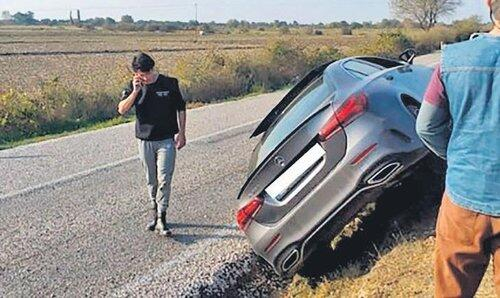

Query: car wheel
(299, 242), (336, 277)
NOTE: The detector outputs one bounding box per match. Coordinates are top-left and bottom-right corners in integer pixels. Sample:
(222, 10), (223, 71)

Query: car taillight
(236, 197), (263, 231)
(318, 92), (368, 142)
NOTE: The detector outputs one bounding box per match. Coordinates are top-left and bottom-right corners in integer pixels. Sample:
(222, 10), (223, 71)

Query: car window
(343, 60), (384, 79)
(357, 57), (404, 68)
(259, 76), (333, 158)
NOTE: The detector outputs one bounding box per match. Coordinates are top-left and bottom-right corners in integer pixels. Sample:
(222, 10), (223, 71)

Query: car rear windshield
(343, 59), (384, 79)
(259, 76), (333, 157)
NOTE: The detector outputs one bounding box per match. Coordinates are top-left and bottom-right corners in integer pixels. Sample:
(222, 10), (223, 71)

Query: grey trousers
(138, 138), (176, 213)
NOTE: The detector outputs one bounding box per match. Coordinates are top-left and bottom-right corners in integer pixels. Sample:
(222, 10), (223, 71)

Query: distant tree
(40, 18), (51, 25)
(327, 22), (341, 28)
(240, 20), (250, 28)
(104, 17), (116, 26)
(201, 23), (215, 33)
(1, 10), (12, 20)
(12, 11), (37, 25)
(350, 22), (363, 29)
(159, 24), (176, 32)
(273, 20), (288, 28)
(120, 15), (134, 23)
(379, 18), (402, 28)
(227, 19), (240, 28)
(389, 0), (462, 30)
(362, 21), (374, 28)
(145, 23), (160, 32)
(88, 17), (105, 27)
(401, 18), (418, 28)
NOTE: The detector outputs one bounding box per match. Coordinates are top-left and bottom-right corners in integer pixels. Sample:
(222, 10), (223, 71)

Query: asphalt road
(0, 53), (440, 297)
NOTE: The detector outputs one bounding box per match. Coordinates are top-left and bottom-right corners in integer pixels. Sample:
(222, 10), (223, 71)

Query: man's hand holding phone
(133, 74), (145, 93)
(118, 75), (144, 115)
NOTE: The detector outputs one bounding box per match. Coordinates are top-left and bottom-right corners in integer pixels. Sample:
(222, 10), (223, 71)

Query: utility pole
(194, 3), (198, 23)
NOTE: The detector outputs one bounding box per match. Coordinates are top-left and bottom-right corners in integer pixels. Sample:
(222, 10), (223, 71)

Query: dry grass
(285, 237), (496, 297)
(0, 24), (484, 146)
(0, 27), (347, 145)
(282, 163), (496, 298)
(0, 26), (367, 92)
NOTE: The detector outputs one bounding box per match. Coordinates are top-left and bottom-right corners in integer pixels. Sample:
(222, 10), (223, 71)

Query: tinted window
(258, 77), (333, 160)
(343, 60), (383, 79)
(358, 57), (403, 68)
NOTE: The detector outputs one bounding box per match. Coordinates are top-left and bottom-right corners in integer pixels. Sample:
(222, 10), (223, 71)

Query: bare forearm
(117, 91), (139, 115)
(178, 111), (186, 134)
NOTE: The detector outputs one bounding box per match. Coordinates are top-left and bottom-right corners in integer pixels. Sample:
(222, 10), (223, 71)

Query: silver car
(235, 51), (434, 276)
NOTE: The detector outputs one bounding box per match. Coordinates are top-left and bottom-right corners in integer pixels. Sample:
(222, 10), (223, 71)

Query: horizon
(0, 0), (490, 24)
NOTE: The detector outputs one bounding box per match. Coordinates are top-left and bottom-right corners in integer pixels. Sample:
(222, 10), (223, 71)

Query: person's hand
(175, 133), (186, 150)
(133, 75), (144, 93)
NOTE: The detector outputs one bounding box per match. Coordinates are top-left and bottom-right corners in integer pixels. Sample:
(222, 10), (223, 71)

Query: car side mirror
(399, 48), (417, 65)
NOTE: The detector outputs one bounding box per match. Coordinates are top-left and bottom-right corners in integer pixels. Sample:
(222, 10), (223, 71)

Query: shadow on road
(168, 222), (237, 230)
(170, 232), (244, 245)
(164, 222), (242, 244)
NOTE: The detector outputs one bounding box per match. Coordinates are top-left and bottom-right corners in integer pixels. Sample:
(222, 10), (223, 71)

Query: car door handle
(385, 75), (394, 81)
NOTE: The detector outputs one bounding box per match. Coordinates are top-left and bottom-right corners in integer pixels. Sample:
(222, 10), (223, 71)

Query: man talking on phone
(118, 52), (187, 237)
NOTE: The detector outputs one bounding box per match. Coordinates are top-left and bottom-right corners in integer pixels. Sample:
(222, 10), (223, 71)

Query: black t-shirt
(121, 74), (186, 141)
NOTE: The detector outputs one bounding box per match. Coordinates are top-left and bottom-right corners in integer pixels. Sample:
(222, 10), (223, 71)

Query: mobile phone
(134, 75), (145, 87)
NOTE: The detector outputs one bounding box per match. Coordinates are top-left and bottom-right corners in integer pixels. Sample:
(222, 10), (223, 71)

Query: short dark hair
(132, 52), (155, 72)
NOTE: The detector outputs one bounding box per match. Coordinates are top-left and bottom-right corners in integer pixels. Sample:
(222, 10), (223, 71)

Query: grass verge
(282, 160), (496, 297)
(0, 115), (134, 150)
(0, 87), (286, 150)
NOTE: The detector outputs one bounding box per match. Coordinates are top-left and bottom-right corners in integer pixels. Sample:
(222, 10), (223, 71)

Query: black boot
(159, 211), (172, 237)
(147, 202), (158, 231)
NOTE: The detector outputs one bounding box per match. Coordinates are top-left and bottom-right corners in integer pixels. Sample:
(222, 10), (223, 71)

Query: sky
(0, 0), (490, 24)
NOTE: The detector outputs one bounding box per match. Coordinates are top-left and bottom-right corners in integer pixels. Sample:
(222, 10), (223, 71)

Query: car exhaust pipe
(367, 162), (402, 185)
(281, 249), (300, 273)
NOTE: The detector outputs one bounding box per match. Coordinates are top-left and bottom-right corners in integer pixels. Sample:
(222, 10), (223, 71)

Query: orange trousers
(435, 192), (500, 297)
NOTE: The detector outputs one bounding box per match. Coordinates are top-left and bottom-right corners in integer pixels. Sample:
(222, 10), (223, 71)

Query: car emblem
(274, 156), (286, 167)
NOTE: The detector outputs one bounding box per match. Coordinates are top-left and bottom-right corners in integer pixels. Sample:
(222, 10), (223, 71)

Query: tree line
(0, 0), (473, 32)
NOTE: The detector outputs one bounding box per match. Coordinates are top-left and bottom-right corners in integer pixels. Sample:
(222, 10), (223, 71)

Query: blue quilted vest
(441, 34), (500, 216)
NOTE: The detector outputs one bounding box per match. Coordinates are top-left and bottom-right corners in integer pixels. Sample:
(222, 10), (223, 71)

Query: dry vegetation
(282, 160), (496, 297)
(0, 26), (354, 146)
(0, 20), (487, 148)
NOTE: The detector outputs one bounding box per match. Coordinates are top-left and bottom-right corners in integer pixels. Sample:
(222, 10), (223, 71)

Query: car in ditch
(235, 50), (434, 276)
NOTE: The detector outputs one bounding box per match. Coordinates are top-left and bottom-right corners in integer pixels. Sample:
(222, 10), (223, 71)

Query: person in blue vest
(416, 0), (500, 296)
